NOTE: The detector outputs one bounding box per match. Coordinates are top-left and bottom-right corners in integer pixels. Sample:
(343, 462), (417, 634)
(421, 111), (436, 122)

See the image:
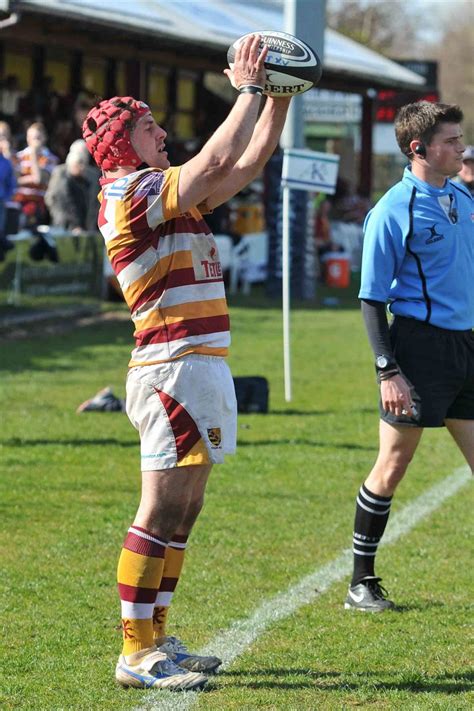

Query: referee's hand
(380, 373), (415, 417)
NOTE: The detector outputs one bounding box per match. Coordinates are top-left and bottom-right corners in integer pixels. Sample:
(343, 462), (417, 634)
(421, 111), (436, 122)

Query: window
(175, 71), (197, 139)
(45, 49), (71, 94)
(147, 65), (168, 124)
(82, 57), (106, 96)
(3, 49), (32, 90)
(116, 61), (126, 96)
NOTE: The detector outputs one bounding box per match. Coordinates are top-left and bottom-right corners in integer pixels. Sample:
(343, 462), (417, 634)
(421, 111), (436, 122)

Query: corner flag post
(281, 150), (340, 401)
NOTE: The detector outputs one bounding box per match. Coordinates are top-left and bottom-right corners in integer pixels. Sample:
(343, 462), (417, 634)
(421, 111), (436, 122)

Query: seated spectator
(11, 122), (59, 230)
(314, 178), (371, 278)
(45, 143), (100, 233)
(330, 177), (371, 224)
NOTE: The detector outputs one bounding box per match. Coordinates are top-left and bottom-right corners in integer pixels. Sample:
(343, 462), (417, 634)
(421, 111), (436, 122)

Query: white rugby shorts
(125, 355), (237, 471)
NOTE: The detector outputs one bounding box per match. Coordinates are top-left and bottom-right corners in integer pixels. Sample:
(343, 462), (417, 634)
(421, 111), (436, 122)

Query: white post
(282, 184), (292, 402)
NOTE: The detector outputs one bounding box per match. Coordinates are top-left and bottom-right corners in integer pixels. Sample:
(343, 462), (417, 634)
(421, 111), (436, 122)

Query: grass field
(1, 289), (472, 710)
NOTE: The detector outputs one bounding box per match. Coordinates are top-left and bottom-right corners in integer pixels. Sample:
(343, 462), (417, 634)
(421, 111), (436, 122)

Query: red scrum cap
(82, 96), (151, 170)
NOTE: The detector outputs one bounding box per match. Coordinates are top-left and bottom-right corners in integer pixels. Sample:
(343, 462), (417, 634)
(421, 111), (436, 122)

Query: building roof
(18, 0), (425, 90)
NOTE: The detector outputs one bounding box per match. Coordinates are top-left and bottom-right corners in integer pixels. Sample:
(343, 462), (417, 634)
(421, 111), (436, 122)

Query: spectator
(12, 122), (59, 229)
(45, 153), (89, 232)
(0, 121), (14, 160)
(330, 177), (371, 224)
(45, 141), (100, 232)
(455, 144), (474, 196)
(51, 95), (96, 162)
(317, 177), (371, 272)
(0, 121), (21, 239)
(0, 147), (16, 260)
(314, 193), (337, 259)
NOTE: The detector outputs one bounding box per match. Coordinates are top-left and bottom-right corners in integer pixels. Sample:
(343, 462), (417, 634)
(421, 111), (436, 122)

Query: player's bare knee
(181, 496), (205, 531)
(143, 501), (188, 541)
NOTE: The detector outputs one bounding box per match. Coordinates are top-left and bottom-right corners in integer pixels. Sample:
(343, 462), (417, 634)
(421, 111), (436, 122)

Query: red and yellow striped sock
(153, 534), (188, 643)
(117, 525), (167, 657)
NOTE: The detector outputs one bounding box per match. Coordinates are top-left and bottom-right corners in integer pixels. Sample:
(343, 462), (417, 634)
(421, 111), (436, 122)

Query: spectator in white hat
(455, 144), (474, 196)
(45, 140), (100, 232)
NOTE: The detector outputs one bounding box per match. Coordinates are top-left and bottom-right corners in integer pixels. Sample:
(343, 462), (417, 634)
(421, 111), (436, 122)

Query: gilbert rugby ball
(227, 30), (322, 97)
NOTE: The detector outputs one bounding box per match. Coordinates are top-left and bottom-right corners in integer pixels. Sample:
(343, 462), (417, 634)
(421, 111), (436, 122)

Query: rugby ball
(227, 30), (322, 97)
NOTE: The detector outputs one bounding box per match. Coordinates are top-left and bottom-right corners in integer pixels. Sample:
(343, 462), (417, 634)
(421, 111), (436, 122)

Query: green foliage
(1, 296), (472, 710)
(327, 0), (421, 57)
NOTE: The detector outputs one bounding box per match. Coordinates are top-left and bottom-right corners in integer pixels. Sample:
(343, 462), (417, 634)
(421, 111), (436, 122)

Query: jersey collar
(403, 166), (451, 196)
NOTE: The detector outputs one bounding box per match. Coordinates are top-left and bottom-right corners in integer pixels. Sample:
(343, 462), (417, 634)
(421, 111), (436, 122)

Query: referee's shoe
(344, 576), (394, 612)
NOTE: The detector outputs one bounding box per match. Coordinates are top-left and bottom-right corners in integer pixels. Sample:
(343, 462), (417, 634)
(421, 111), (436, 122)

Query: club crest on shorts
(207, 427), (222, 448)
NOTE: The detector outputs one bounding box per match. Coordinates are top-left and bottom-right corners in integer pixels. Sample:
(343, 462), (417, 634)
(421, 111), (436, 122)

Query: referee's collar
(403, 166), (451, 196)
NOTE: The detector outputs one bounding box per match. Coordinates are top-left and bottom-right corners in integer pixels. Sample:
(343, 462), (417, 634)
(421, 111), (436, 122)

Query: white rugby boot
(115, 646), (208, 690)
(156, 635), (222, 673)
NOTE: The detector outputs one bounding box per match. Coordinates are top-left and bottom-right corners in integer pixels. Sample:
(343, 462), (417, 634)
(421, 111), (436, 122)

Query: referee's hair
(394, 102), (463, 158)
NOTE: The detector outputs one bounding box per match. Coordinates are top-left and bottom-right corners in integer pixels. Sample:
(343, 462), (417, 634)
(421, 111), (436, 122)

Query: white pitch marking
(133, 466), (470, 711)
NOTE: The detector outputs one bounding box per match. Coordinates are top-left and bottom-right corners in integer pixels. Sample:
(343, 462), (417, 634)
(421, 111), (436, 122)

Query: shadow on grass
(237, 439), (377, 451)
(0, 319), (132, 373)
(218, 668), (474, 693)
(1, 437), (136, 448)
(268, 409), (337, 416)
(252, 407), (374, 416)
(393, 600), (447, 612)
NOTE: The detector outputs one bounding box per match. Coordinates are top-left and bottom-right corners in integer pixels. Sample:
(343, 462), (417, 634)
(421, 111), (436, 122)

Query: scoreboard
(376, 60), (439, 123)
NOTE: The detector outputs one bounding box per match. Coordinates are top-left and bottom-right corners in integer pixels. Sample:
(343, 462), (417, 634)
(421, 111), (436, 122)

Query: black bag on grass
(233, 376), (269, 413)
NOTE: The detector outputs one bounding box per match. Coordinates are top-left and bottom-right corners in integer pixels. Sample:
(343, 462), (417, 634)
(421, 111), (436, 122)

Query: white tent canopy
(19, 0), (425, 90)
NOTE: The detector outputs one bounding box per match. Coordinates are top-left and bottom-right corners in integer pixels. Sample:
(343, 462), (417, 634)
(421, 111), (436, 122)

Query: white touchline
(133, 466), (470, 711)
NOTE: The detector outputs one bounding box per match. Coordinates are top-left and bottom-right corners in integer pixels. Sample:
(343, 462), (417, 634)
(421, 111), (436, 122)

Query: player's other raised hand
(224, 34), (268, 91)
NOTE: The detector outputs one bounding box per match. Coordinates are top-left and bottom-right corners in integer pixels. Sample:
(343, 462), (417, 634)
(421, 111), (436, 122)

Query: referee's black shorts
(379, 316), (474, 428)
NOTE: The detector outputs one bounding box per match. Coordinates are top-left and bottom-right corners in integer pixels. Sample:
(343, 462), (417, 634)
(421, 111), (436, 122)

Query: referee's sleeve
(359, 208), (406, 302)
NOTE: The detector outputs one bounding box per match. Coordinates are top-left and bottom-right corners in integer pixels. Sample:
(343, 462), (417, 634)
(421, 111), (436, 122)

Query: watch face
(376, 356), (389, 369)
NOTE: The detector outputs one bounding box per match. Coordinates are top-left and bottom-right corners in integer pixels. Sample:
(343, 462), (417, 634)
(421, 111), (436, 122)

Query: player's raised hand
(224, 34), (268, 91)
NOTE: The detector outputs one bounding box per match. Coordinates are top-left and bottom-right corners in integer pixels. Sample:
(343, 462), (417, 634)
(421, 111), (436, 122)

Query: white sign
(282, 149), (340, 194)
(303, 89), (362, 124)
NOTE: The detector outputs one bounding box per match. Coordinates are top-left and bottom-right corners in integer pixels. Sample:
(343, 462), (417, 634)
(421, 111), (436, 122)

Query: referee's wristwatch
(375, 355), (399, 382)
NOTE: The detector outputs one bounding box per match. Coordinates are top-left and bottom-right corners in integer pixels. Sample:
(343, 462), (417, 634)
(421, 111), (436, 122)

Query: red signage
(376, 90), (440, 123)
(376, 60), (439, 123)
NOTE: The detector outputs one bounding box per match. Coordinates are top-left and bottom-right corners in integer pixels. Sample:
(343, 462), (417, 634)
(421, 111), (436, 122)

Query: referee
(345, 102), (474, 612)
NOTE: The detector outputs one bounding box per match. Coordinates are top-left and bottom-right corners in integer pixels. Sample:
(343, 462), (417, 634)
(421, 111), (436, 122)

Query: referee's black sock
(351, 483), (393, 588)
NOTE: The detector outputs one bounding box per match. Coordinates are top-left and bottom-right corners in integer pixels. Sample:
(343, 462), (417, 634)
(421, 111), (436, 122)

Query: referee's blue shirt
(359, 166), (474, 330)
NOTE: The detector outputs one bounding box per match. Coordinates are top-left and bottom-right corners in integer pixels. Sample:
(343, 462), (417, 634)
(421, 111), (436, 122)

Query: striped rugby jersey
(13, 147), (59, 205)
(98, 167), (230, 367)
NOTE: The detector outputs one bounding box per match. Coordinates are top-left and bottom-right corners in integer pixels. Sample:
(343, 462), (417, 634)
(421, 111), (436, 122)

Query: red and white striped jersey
(13, 147), (59, 205)
(98, 167), (230, 367)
